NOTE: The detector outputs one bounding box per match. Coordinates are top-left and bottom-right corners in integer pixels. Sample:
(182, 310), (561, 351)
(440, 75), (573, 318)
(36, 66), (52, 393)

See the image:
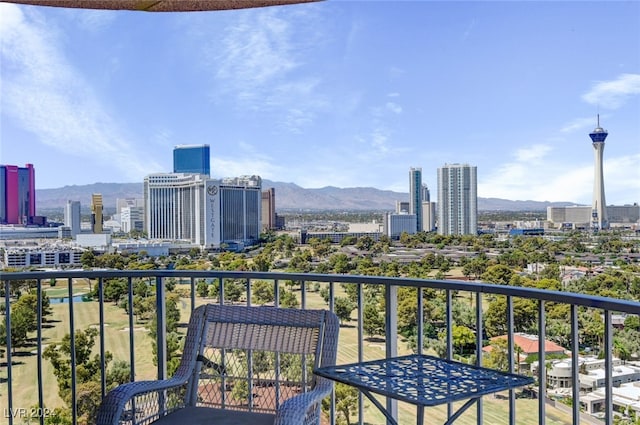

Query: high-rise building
(396, 201), (410, 214)
(261, 188), (276, 231)
(422, 184), (431, 203)
(145, 173), (261, 248)
(384, 212), (417, 239)
(437, 163), (477, 236)
(409, 167), (423, 232)
(590, 115), (608, 230)
(121, 207), (144, 233)
(0, 163), (36, 225)
(91, 194), (104, 234)
(116, 198), (144, 213)
(207, 176), (262, 249)
(173, 144), (210, 176)
(64, 200), (81, 236)
(421, 201), (436, 232)
(145, 173), (208, 244)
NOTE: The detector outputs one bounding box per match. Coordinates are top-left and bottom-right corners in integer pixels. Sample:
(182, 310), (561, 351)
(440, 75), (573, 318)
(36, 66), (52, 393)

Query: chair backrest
(176, 304), (339, 414)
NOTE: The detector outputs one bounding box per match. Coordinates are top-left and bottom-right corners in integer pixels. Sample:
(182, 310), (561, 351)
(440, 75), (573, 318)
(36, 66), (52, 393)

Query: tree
(102, 279), (128, 304)
(252, 280), (274, 305)
(481, 264), (514, 285)
(334, 297), (355, 324)
(280, 289), (299, 309)
(42, 327), (128, 422)
(322, 382), (358, 425)
(196, 280), (209, 298)
(450, 325), (475, 355)
(363, 303), (385, 338)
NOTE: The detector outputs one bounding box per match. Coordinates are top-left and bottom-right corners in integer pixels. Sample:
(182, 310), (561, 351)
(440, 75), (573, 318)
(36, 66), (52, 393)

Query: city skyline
(1, 1), (639, 205)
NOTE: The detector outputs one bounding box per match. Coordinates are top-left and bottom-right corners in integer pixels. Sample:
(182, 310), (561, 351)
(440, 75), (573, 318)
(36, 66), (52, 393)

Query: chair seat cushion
(153, 406), (275, 425)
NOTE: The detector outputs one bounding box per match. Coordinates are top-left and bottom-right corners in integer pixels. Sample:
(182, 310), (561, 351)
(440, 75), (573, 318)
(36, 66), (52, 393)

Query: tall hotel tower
(173, 144), (210, 176)
(590, 115), (608, 230)
(437, 163), (477, 236)
(0, 163), (36, 225)
(409, 167), (423, 232)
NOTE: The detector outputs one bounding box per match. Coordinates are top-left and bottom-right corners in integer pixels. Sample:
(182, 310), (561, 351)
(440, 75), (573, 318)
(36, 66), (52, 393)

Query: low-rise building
(3, 247), (83, 268)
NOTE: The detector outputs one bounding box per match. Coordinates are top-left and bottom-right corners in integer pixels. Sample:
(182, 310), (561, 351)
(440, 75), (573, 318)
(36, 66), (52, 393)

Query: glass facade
(173, 145), (210, 176)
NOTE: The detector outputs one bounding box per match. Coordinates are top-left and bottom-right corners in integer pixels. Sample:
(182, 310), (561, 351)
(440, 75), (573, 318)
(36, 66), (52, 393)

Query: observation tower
(589, 115), (608, 231)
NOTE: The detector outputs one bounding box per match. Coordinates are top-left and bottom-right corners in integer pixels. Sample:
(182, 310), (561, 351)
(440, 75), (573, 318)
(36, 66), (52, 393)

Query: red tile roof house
(483, 333), (567, 373)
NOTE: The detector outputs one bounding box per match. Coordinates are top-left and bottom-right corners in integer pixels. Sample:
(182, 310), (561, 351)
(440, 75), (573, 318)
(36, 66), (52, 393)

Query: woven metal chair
(96, 304), (339, 425)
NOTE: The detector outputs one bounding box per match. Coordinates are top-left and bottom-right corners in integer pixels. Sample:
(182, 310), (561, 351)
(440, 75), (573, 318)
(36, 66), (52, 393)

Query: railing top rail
(2, 269), (639, 314)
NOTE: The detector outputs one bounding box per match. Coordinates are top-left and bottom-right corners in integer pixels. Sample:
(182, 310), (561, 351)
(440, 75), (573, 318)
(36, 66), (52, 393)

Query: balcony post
(5, 280), (14, 425)
(384, 283), (398, 424)
(604, 310), (613, 424)
(156, 276), (167, 380)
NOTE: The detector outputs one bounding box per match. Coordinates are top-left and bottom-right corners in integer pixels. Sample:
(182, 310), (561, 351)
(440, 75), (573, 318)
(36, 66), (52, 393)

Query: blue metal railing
(2, 270), (639, 425)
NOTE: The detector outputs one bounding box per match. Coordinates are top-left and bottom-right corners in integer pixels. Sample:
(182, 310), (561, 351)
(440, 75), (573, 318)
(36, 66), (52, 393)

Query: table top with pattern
(314, 354), (534, 407)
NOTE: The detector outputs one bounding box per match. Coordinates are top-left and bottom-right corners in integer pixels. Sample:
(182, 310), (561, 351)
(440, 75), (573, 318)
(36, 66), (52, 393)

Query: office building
(173, 144), (210, 176)
(590, 116), (608, 230)
(409, 167), (423, 232)
(64, 200), (81, 237)
(0, 163), (36, 225)
(437, 163), (477, 236)
(262, 188), (276, 231)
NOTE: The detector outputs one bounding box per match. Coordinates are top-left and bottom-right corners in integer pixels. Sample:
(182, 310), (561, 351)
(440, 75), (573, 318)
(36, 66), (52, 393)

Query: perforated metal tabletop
(315, 354), (534, 424)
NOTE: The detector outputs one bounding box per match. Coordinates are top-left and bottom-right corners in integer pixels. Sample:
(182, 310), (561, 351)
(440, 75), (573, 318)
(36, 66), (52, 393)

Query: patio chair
(96, 304), (339, 425)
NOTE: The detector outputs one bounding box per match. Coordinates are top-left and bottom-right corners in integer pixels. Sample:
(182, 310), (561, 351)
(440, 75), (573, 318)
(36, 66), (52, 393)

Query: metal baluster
(99, 277), (106, 398)
(506, 296), (514, 425)
(446, 289), (453, 420)
(604, 310), (613, 424)
(36, 279), (44, 425)
(385, 284), (398, 425)
(476, 291), (484, 424)
(538, 300), (546, 425)
(571, 305), (580, 424)
(358, 282), (364, 425)
(68, 277), (77, 425)
(329, 281), (336, 425)
(5, 280), (13, 425)
(417, 287), (424, 425)
(128, 277), (136, 382)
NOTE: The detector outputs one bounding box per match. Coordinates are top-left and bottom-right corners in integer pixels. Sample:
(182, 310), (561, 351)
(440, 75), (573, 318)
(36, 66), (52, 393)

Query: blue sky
(1, 1), (639, 205)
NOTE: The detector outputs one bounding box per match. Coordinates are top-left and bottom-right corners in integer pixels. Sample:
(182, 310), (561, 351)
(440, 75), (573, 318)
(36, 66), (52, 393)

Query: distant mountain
(35, 181), (579, 212)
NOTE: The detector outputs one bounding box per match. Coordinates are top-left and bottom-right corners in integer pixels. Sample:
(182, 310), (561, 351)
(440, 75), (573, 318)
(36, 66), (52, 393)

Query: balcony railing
(2, 270), (640, 424)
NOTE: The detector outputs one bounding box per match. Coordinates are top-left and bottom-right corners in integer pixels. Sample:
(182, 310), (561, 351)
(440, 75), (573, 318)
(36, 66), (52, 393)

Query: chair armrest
(273, 379), (334, 425)
(95, 377), (187, 425)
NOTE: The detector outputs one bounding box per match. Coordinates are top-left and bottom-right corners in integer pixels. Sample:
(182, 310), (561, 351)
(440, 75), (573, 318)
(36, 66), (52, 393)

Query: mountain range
(35, 181), (579, 212)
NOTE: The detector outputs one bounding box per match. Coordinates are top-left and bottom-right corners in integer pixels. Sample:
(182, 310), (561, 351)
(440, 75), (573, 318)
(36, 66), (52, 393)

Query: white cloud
(0, 4), (161, 181)
(560, 116), (600, 133)
(211, 155), (282, 181)
(582, 73), (640, 109)
(64, 8), (116, 33)
(479, 147), (640, 205)
(386, 102), (403, 114)
(514, 144), (553, 162)
(202, 7), (328, 133)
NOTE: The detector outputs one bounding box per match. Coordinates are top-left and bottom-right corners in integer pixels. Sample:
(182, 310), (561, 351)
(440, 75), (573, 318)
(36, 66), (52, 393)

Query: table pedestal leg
(444, 398), (478, 425)
(360, 389), (398, 425)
